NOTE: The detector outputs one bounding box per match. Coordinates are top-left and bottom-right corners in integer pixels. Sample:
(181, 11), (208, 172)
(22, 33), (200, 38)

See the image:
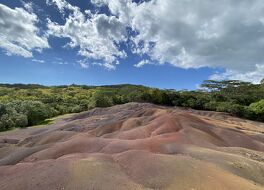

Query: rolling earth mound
(0, 103), (264, 190)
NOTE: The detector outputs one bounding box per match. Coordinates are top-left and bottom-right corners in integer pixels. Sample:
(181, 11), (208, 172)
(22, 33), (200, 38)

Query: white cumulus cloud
(47, 0), (127, 70)
(210, 64), (264, 84)
(0, 3), (49, 58)
(32, 59), (45, 63)
(134, 60), (151, 68)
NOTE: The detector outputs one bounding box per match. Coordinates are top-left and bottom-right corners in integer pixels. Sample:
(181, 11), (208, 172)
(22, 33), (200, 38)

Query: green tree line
(0, 81), (264, 131)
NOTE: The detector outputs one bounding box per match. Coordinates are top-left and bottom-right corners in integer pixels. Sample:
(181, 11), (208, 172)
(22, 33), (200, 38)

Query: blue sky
(0, 0), (264, 90)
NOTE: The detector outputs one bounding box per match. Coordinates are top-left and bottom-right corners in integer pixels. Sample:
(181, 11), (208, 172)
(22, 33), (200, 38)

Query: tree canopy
(0, 81), (264, 131)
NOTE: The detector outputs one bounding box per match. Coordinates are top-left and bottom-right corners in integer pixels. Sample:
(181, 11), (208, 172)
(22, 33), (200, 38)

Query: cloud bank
(1, 0), (264, 83)
(45, 0), (264, 82)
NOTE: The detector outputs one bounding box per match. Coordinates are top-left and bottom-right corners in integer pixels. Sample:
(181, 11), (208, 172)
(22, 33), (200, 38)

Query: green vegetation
(0, 81), (264, 131)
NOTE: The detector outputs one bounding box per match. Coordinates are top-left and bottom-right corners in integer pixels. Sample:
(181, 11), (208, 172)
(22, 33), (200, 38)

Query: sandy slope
(0, 103), (264, 190)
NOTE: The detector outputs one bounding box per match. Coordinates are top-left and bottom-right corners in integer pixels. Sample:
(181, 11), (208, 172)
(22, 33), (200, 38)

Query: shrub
(204, 101), (218, 111)
(20, 101), (54, 125)
(215, 102), (244, 116)
(14, 113), (28, 128)
(249, 100), (264, 121)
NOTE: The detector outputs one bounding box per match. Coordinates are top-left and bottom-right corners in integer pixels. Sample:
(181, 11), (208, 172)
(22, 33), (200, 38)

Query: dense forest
(0, 80), (264, 131)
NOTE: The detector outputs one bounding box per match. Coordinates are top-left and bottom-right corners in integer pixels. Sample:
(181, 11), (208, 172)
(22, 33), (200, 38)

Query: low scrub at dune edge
(1, 80), (264, 131)
(0, 103), (264, 190)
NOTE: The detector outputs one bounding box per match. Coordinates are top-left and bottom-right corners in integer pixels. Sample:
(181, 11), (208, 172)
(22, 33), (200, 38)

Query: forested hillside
(0, 81), (264, 131)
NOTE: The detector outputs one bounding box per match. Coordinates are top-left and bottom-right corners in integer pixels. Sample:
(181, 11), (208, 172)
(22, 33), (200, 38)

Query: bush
(249, 100), (264, 114)
(215, 102), (244, 116)
(14, 113), (28, 128)
(249, 100), (264, 121)
(20, 101), (54, 125)
(204, 101), (218, 111)
(0, 101), (55, 126)
(0, 114), (15, 131)
(89, 92), (114, 108)
(71, 105), (83, 113)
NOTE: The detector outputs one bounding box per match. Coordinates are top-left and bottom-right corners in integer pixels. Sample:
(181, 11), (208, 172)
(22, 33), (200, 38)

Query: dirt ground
(0, 103), (264, 190)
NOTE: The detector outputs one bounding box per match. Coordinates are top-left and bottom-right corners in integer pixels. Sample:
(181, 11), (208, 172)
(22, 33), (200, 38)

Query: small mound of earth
(0, 103), (264, 190)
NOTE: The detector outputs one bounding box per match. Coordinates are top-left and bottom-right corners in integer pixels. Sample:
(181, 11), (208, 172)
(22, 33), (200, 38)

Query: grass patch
(31, 113), (76, 128)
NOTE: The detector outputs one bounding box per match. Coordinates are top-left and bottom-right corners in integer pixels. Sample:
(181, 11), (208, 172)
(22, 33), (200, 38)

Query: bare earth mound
(0, 103), (264, 190)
